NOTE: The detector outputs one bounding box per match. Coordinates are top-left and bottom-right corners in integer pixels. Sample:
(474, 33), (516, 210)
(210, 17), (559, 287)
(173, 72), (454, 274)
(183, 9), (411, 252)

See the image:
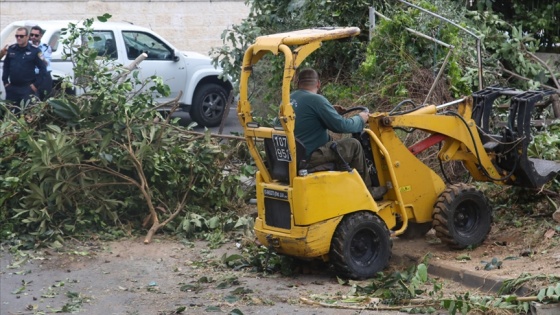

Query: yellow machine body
(238, 27), (558, 263)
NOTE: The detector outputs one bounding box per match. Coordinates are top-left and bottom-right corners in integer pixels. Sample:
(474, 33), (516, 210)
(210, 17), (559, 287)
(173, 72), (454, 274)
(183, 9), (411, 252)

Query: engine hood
(180, 51), (212, 61)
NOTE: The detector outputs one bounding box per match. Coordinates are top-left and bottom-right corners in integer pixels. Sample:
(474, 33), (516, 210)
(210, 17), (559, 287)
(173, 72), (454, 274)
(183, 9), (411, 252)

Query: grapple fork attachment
(472, 86), (519, 133)
(508, 90), (560, 188)
(472, 87), (560, 188)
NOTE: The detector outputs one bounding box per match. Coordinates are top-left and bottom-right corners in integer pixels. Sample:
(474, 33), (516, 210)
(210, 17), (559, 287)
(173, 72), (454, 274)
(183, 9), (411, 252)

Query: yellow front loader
(238, 27), (560, 279)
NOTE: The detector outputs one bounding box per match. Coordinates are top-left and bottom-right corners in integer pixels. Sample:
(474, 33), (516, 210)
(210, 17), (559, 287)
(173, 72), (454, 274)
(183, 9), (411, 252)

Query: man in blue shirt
(30, 25), (52, 101)
(2, 27), (46, 114)
(291, 68), (386, 200)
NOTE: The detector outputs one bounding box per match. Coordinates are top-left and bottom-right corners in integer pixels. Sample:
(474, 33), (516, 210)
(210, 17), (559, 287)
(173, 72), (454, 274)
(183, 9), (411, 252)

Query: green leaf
(546, 286), (555, 297)
(416, 263), (428, 282)
(537, 288), (546, 301)
(205, 306), (222, 312)
(223, 254), (244, 263)
(455, 254), (471, 261)
(197, 276), (212, 283)
(100, 132), (113, 150)
(224, 295), (239, 303)
(522, 302), (530, 313)
(207, 216), (220, 229)
(337, 276), (348, 285)
(46, 125), (62, 133)
(50, 240), (64, 249)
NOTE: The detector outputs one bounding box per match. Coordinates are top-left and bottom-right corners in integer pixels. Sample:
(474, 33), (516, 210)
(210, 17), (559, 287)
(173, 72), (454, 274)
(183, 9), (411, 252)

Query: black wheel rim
(350, 229), (378, 266)
(454, 200), (479, 236)
(201, 93), (224, 119)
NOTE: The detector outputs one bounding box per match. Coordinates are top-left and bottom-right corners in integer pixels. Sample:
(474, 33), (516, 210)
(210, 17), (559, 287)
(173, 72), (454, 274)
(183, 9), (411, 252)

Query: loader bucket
(472, 87), (560, 188)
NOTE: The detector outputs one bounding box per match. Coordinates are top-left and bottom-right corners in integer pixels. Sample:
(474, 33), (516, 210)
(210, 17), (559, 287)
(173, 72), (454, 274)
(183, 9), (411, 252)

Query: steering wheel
(338, 106), (370, 139)
(339, 106), (369, 116)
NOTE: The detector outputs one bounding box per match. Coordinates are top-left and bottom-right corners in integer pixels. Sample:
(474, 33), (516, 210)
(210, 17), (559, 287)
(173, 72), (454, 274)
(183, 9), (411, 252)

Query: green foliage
(352, 263), (438, 308)
(528, 123), (560, 161)
(222, 241), (295, 276)
(471, 0), (560, 52)
(210, 19), (262, 90)
(463, 8), (559, 89)
(211, 0), (558, 120)
(361, 0), (476, 101)
(302, 262), (560, 314)
(321, 83), (359, 107)
(0, 15), (253, 247)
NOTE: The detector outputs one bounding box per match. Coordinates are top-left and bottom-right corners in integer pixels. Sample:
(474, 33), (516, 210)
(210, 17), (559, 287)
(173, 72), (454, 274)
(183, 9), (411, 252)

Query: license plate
(272, 134), (291, 162)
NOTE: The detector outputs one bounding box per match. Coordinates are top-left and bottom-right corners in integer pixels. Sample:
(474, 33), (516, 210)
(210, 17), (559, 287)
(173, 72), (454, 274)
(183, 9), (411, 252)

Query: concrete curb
(392, 252), (560, 315)
(392, 252), (528, 295)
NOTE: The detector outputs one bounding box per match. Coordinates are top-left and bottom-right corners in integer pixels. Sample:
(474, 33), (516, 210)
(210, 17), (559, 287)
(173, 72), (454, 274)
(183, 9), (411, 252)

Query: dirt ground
(1, 218), (559, 315)
(394, 224), (560, 290)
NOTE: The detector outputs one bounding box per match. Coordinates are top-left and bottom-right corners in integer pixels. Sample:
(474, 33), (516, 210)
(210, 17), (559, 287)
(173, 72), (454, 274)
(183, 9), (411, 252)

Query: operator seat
(263, 138), (334, 183)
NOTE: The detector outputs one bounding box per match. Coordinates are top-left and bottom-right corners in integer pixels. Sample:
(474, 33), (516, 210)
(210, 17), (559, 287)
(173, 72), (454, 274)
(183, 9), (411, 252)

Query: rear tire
(190, 83), (228, 127)
(432, 183), (492, 249)
(330, 211), (392, 279)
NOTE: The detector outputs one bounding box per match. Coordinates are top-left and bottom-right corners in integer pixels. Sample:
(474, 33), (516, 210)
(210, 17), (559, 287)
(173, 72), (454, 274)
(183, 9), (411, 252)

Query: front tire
(190, 83), (228, 127)
(432, 183), (492, 249)
(330, 211), (392, 279)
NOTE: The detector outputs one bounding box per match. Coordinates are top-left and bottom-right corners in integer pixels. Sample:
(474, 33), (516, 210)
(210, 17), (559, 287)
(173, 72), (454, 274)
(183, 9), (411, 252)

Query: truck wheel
(330, 211), (392, 279)
(432, 183), (492, 250)
(190, 83), (228, 127)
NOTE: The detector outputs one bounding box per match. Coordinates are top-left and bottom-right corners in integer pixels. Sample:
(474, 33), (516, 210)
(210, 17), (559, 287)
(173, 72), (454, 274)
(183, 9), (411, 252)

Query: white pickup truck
(0, 20), (233, 127)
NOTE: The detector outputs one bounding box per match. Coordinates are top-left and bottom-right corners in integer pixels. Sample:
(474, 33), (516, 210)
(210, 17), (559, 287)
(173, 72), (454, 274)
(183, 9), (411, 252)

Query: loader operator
(290, 68), (387, 200)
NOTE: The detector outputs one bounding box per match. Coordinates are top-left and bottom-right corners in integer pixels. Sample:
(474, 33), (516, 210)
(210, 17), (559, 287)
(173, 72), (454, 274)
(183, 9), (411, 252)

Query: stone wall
(0, 0), (249, 55)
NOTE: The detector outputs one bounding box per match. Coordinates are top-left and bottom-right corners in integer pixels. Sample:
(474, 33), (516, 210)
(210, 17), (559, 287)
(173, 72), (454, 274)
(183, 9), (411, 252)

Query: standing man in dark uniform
(2, 27), (46, 114)
(30, 25), (53, 101)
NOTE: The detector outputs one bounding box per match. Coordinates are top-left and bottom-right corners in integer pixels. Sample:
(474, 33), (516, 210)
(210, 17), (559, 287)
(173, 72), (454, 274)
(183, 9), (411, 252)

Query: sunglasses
(15, 34), (27, 39)
(30, 33), (41, 38)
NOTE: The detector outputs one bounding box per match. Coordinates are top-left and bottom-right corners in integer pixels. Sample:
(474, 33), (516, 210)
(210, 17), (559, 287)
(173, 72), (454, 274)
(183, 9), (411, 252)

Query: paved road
(1, 239), (414, 315)
(171, 105), (244, 136)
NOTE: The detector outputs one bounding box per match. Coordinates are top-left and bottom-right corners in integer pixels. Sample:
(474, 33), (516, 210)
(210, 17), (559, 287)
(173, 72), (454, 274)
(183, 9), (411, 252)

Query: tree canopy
(212, 0), (559, 109)
(483, 0), (559, 51)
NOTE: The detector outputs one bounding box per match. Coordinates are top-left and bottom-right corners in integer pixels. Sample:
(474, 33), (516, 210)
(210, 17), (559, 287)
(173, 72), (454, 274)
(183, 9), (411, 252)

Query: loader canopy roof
(252, 27), (360, 54)
(238, 27), (361, 130)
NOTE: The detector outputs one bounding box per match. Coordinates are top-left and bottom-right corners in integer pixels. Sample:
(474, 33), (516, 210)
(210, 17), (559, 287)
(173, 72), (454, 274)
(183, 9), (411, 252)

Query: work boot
(369, 186), (387, 201)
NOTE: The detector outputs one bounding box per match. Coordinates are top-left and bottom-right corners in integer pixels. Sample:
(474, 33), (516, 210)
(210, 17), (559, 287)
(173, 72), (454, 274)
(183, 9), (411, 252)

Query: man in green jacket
(291, 68), (386, 200)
